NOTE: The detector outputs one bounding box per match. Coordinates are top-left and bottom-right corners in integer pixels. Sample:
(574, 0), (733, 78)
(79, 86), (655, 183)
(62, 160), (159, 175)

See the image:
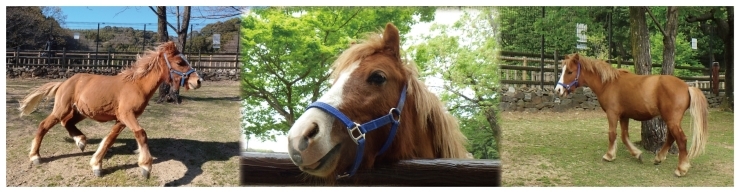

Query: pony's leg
(653, 129), (675, 165)
(61, 112), (88, 152)
(89, 121), (126, 177)
(29, 115), (61, 165)
(619, 117), (643, 162)
(602, 115), (619, 162)
(666, 120), (690, 177)
(118, 113), (153, 179)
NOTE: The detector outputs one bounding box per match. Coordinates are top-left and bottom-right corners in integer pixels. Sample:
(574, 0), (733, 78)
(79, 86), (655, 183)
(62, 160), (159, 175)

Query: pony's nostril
(307, 123), (319, 139)
(298, 123), (319, 151)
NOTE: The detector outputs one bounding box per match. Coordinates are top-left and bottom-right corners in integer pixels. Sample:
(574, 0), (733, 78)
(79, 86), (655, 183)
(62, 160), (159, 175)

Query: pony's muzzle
(555, 85), (567, 97)
(287, 122), (319, 166)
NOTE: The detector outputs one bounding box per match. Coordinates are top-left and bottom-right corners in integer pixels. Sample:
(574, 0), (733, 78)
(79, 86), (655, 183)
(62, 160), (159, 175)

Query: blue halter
(305, 85), (407, 179)
(557, 62), (581, 94)
(163, 53), (197, 87)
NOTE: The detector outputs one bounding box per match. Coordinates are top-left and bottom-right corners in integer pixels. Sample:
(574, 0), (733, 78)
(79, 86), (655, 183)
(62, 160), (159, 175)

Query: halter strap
(163, 53), (197, 87)
(306, 84), (407, 179)
(557, 62), (581, 94)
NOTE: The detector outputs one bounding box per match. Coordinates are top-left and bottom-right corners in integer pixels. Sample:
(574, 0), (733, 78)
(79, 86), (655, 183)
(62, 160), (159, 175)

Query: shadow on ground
(39, 137), (239, 187)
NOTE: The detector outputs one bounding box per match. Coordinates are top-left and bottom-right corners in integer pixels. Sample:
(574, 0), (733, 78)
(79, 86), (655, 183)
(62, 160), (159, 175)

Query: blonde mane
(329, 30), (469, 159)
(571, 54), (626, 83)
(119, 44), (167, 81)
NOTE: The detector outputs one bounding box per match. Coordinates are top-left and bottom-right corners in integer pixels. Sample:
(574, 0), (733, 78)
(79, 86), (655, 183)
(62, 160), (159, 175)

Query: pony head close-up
(286, 23), (471, 182)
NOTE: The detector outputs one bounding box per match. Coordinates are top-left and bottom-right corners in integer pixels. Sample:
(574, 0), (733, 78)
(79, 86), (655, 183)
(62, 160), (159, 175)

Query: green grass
(6, 78), (241, 187)
(501, 109), (734, 187)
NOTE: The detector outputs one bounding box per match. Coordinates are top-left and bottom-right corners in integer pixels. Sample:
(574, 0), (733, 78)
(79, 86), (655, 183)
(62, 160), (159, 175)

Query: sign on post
(691, 38), (697, 50)
(213, 34), (221, 49)
(74, 32), (80, 40)
(576, 23), (587, 50)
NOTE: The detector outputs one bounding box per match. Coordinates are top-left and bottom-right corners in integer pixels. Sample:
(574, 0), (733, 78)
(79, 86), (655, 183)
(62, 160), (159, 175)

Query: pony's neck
(579, 65), (607, 96)
(139, 55), (168, 100)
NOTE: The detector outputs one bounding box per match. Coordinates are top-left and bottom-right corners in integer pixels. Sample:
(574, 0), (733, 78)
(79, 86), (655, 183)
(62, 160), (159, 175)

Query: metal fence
(36, 21), (240, 54)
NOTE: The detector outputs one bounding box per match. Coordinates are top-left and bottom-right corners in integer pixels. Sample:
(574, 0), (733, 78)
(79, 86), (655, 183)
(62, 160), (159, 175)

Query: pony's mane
(119, 44), (167, 81)
(572, 54), (627, 83)
(404, 60), (469, 158)
(330, 31), (469, 158)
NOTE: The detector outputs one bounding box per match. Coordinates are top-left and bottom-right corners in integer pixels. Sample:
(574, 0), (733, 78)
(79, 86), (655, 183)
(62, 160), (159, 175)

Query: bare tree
(192, 6), (248, 19)
(166, 6), (191, 52)
(149, 6), (170, 43)
(40, 6), (67, 26)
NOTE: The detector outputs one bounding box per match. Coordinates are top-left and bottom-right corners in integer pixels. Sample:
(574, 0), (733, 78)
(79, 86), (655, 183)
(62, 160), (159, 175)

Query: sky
(242, 8), (471, 153)
(58, 6), (241, 34)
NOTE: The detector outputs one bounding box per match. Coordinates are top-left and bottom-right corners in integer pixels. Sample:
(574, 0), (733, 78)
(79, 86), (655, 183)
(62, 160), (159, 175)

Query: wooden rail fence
(498, 51), (726, 94)
(6, 49), (241, 71)
(240, 152), (501, 186)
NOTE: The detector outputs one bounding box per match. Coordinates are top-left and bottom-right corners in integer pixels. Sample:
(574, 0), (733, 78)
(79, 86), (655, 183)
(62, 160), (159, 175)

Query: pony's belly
(623, 109), (659, 121)
(74, 102), (117, 122)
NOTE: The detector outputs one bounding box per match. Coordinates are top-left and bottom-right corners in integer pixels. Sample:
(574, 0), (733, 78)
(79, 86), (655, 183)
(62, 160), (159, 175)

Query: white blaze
(287, 61), (361, 152)
(555, 65), (568, 96)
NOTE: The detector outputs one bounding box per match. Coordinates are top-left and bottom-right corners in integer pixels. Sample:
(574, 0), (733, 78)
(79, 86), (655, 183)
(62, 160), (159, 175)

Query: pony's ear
(572, 53), (580, 61)
(161, 41), (178, 55)
(382, 23), (401, 61)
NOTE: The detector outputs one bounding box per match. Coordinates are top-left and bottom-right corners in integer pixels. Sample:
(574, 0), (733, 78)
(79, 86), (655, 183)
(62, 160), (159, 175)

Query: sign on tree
(213, 34), (221, 49)
(576, 23), (587, 50)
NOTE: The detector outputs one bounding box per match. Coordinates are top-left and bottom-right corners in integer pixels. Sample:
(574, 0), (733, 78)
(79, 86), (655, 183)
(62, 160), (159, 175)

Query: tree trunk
(156, 6), (169, 43)
(722, 6), (733, 109)
(484, 106), (500, 153)
(661, 7), (678, 75)
(177, 7), (191, 52)
(630, 7), (671, 154)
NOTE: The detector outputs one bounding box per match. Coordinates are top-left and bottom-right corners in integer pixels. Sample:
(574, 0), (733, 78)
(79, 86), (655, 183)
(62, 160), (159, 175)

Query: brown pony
(18, 41), (202, 179)
(286, 23), (471, 183)
(555, 53), (708, 177)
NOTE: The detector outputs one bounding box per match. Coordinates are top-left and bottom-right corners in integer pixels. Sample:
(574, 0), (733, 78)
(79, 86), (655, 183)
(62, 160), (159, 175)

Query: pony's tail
(687, 87), (709, 159)
(18, 82), (63, 117)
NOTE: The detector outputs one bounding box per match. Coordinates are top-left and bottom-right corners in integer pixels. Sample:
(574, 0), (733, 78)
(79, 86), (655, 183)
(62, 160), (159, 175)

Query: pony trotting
(554, 53), (708, 177)
(18, 41), (203, 178)
(286, 23), (472, 183)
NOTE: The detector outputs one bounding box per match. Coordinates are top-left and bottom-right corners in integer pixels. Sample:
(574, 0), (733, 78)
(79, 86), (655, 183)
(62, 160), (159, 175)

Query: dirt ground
(5, 78), (242, 187)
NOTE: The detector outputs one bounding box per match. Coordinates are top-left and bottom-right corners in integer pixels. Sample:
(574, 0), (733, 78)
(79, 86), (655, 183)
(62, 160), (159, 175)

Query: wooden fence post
(62, 48), (67, 68)
(107, 50), (112, 68)
(711, 62), (720, 95)
(15, 47), (19, 66)
(522, 57), (528, 88)
(553, 50), (558, 87)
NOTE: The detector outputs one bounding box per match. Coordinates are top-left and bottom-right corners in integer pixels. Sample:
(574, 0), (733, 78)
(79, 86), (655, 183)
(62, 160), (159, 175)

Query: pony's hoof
(602, 155), (615, 162)
(654, 160), (662, 165)
(93, 169), (102, 177)
(674, 169), (687, 177)
(77, 142), (86, 152)
(636, 154), (643, 163)
(133, 149), (140, 154)
(31, 159), (40, 165)
(141, 168), (150, 179)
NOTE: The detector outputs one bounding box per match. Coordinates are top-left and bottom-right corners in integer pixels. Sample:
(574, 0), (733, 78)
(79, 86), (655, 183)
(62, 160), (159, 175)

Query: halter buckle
(348, 122), (364, 145)
(337, 173), (350, 179)
(388, 108), (401, 124)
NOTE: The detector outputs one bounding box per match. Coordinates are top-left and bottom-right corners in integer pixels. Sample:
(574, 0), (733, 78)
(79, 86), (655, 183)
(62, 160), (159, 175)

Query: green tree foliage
(407, 8), (500, 159)
(497, 6), (724, 71)
(240, 7), (435, 141)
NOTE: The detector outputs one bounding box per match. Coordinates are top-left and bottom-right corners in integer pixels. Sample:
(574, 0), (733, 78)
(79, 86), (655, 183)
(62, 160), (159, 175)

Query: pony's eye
(567, 71), (573, 75)
(367, 71), (386, 85)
